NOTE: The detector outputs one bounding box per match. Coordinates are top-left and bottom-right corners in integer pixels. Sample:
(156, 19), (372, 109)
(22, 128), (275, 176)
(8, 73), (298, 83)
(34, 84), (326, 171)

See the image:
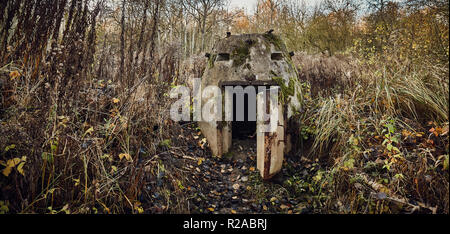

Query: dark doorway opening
(220, 81), (278, 142)
(231, 87), (256, 140)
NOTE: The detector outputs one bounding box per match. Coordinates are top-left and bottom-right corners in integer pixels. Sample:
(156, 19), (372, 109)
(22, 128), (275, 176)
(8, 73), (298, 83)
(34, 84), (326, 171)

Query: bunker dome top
(202, 32), (302, 118)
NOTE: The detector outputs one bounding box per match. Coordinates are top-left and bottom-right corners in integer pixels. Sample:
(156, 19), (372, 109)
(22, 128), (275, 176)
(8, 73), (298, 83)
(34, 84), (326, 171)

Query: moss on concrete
(208, 54), (217, 68)
(263, 33), (285, 51)
(272, 76), (296, 103)
(231, 43), (251, 67)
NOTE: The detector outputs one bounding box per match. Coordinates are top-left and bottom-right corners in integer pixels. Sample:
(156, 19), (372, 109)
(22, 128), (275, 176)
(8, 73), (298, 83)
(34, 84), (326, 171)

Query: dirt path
(141, 122), (318, 214)
(179, 127), (314, 214)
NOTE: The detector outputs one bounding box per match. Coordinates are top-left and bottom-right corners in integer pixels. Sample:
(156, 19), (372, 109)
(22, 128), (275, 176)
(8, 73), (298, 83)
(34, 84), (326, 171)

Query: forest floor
(142, 122), (320, 214)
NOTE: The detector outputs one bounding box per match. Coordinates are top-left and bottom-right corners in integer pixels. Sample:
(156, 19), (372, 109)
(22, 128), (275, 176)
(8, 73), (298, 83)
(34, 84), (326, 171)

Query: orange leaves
(429, 126), (447, 137)
(401, 129), (411, 138)
(9, 71), (20, 80)
(401, 129), (421, 142)
(425, 139), (434, 146)
(426, 121), (449, 136)
(429, 127), (437, 136)
(232, 9), (250, 31)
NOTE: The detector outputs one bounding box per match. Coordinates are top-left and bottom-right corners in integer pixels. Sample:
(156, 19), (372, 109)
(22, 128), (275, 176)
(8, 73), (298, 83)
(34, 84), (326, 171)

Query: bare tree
(119, 0), (126, 83)
(181, 0), (227, 52)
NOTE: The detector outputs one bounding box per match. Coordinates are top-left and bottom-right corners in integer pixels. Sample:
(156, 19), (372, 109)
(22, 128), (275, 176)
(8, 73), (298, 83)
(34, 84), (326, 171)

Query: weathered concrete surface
(199, 32), (302, 179)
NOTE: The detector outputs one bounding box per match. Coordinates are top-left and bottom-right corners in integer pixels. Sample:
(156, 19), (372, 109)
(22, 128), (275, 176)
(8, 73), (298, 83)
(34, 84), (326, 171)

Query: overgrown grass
(294, 53), (449, 213)
(0, 58), (193, 213)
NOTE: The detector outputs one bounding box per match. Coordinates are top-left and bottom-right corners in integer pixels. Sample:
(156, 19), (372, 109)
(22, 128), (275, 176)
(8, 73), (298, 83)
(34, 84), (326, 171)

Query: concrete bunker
(199, 32), (302, 179)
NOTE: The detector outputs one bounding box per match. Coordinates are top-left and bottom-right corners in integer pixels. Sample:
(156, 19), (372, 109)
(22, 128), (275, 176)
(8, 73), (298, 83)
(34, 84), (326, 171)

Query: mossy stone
(231, 44), (251, 67)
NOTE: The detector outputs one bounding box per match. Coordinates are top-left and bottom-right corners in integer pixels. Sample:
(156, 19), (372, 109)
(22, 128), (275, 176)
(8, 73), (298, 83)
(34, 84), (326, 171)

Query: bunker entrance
(223, 83), (277, 140)
(218, 80), (284, 179)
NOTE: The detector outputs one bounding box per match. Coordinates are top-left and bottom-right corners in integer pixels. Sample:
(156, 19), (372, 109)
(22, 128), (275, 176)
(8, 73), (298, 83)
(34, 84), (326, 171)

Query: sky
(228, 0), (324, 15)
(228, 0), (257, 14)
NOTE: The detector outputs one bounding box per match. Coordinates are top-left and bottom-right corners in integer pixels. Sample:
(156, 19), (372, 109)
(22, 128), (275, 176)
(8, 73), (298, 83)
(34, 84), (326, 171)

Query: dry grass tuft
(292, 52), (449, 213)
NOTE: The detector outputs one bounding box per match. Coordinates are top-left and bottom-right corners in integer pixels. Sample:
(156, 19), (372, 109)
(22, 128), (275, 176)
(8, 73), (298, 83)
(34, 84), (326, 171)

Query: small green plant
(47, 204), (70, 214)
(0, 201), (9, 214)
(300, 125), (315, 140)
(159, 139), (172, 148)
(381, 119), (401, 155)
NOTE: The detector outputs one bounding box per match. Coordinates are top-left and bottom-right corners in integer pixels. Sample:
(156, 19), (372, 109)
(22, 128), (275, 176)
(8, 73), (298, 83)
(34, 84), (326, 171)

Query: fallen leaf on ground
(119, 153), (132, 161)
